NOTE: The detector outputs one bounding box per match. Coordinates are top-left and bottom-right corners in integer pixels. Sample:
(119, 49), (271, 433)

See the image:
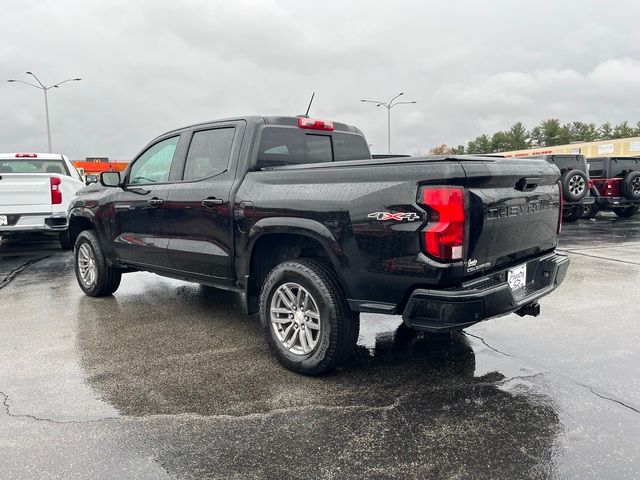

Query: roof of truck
(0, 153), (66, 160)
(154, 115), (365, 141)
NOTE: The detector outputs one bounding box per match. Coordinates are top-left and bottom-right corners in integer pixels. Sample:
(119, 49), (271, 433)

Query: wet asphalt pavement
(0, 214), (639, 479)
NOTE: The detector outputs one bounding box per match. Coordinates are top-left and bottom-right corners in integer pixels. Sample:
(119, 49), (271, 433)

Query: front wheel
(74, 230), (122, 297)
(259, 258), (359, 375)
(614, 205), (639, 218)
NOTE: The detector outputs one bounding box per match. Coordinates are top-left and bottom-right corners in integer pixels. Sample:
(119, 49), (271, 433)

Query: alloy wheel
(270, 282), (321, 355)
(568, 174), (586, 196)
(77, 243), (97, 288)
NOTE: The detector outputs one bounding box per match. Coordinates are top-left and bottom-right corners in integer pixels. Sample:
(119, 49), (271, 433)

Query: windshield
(0, 159), (70, 176)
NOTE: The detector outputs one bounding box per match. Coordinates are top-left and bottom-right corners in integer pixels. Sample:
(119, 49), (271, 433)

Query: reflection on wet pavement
(0, 212), (639, 478)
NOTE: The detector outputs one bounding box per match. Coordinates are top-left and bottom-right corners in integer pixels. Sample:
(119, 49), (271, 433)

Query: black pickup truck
(68, 116), (569, 375)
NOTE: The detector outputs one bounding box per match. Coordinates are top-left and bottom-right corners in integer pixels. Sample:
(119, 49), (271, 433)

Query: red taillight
(16, 153), (37, 158)
(557, 181), (563, 234)
(419, 187), (465, 261)
(50, 176), (62, 205)
(297, 117), (334, 131)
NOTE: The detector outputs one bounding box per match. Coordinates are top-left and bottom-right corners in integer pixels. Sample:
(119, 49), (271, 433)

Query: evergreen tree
(540, 119), (562, 146)
(598, 122), (613, 140)
(613, 121), (634, 139)
(491, 131), (510, 152)
(507, 122), (528, 150)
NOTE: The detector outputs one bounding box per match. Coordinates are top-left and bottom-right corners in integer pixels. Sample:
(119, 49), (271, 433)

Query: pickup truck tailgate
(0, 174), (53, 214)
(460, 158), (561, 275)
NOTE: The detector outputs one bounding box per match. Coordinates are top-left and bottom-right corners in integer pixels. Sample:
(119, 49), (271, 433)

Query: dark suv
(538, 154), (591, 222)
(584, 157), (640, 218)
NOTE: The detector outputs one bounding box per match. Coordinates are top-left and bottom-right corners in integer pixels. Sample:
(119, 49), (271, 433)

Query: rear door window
(183, 128), (235, 181)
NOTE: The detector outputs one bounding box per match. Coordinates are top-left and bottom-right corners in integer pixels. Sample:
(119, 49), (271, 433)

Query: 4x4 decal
(368, 212), (421, 221)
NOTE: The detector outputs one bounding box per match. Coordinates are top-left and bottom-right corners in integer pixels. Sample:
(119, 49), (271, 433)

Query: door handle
(201, 197), (224, 208)
(147, 197), (164, 207)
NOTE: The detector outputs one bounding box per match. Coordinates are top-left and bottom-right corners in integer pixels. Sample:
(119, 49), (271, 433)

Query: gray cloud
(2, 0), (640, 158)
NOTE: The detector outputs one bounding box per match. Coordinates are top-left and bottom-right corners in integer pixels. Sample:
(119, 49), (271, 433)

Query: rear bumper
(0, 213), (68, 233)
(564, 195), (594, 207)
(402, 251), (569, 333)
(594, 197), (640, 208)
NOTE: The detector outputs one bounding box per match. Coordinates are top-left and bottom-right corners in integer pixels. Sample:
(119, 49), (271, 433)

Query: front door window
(129, 136), (179, 184)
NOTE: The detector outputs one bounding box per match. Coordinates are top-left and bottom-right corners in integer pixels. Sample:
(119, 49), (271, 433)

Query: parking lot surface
(1, 213), (639, 479)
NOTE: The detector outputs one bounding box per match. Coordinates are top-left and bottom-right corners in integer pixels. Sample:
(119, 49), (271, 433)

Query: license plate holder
(0, 215), (7, 227)
(507, 263), (527, 291)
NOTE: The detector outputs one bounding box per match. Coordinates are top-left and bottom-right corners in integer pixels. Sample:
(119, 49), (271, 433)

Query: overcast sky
(2, 0), (640, 159)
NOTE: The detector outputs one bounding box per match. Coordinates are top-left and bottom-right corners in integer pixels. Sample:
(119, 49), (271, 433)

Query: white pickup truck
(0, 153), (85, 249)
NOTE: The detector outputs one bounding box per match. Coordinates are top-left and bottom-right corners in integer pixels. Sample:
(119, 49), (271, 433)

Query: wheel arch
(243, 218), (350, 315)
(68, 214), (96, 247)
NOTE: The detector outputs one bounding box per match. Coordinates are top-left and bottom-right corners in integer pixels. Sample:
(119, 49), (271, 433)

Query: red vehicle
(584, 157), (640, 218)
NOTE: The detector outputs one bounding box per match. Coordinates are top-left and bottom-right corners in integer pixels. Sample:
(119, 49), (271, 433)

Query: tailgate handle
(516, 177), (540, 191)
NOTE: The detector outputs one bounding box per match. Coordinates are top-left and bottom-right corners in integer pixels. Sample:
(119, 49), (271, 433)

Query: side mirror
(100, 171), (121, 187)
(85, 174), (99, 185)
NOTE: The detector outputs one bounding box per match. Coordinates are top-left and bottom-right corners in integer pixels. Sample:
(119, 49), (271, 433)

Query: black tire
(59, 229), (72, 250)
(561, 169), (588, 202)
(621, 171), (640, 200)
(259, 258), (359, 375)
(74, 230), (122, 297)
(562, 205), (583, 222)
(613, 205), (639, 218)
(581, 203), (599, 219)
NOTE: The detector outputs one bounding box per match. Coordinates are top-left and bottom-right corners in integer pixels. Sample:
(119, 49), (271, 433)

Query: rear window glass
(256, 127), (370, 168)
(183, 128), (235, 181)
(0, 159), (70, 176)
(587, 160), (603, 177)
(610, 158), (640, 177)
(257, 128), (333, 168)
(546, 155), (584, 171)
(333, 132), (371, 161)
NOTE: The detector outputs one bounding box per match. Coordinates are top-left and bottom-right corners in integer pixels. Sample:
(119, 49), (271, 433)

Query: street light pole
(361, 92), (417, 154)
(7, 72), (82, 153)
(43, 88), (52, 152)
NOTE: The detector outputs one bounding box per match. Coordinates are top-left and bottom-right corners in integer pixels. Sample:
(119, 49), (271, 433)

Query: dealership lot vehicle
(585, 156), (640, 218)
(0, 153), (84, 249)
(537, 154), (592, 222)
(68, 116), (568, 375)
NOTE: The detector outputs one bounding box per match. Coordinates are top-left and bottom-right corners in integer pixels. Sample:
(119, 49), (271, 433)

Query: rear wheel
(621, 171), (640, 201)
(562, 205), (583, 222)
(581, 203), (599, 219)
(74, 230), (122, 296)
(614, 205), (639, 218)
(259, 258), (359, 375)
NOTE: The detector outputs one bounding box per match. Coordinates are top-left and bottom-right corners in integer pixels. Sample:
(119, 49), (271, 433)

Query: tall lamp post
(8, 72), (81, 153)
(361, 92), (417, 154)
